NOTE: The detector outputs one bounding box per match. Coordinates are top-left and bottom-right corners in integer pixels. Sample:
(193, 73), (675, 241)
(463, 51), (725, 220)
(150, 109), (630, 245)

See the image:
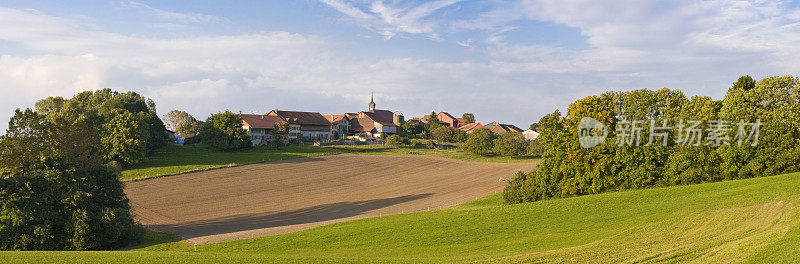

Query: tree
(202, 111), (251, 151)
(35, 89), (169, 164)
(426, 111), (441, 133)
(102, 112), (148, 164)
(400, 121), (425, 138)
(386, 134), (403, 147)
(464, 128), (496, 156)
(452, 129), (468, 143)
(493, 132), (527, 157)
(0, 109), (140, 250)
(162, 110), (200, 138)
(461, 113), (475, 124)
(432, 126), (455, 142)
(270, 121), (289, 146)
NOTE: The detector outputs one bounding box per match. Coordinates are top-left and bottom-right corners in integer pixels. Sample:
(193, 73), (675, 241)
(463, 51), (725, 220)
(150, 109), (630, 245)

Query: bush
(452, 129), (468, 143)
(493, 132), (527, 157)
(386, 135), (403, 147)
(409, 139), (435, 149)
(202, 111), (251, 151)
(464, 128), (496, 156)
(432, 126), (455, 142)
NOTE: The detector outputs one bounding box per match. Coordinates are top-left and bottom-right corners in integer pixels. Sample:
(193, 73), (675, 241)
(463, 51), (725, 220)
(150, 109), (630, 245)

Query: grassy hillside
(5, 172), (800, 263)
(121, 144), (534, 181)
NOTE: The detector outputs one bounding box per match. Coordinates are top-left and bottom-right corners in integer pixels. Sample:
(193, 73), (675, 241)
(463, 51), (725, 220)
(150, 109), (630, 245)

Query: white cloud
(320, 0), (461, 39)
(121, 1), (227, 24)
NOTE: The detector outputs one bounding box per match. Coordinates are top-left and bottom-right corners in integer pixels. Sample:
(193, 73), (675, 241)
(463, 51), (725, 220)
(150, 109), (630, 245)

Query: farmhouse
(267, 109), (332, 140)
(347, 94), (402, 138)
(240, 114), (284, 146)
(458, 122), (484, 133)
(484, 122), (523, 134)
(325, 114), (351, 140)
(415, 112), (465, 128)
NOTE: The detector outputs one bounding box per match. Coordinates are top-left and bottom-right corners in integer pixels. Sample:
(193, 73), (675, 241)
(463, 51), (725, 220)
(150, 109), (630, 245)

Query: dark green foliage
(452, 129), (468, 143)
(35, 89), (169, 165)
(426, 111), (441, 133)
(502, 171), (528, 204)
(527, 139), (546, 157)
(0, 109), (140, 250)
(464, 128), (497, 156)
(202, 111), (251, 151)
(102, 112), (148, 164)
(504, 75), (800, 204)
(399, 121), (425, 138)
(432, 126), (455, 142)
(493, 132), (527, 157)
(386, 135), (403, 147)
(461, 113), (475, 124)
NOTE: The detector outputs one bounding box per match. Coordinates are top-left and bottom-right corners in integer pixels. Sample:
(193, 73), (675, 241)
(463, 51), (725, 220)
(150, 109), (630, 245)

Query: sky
(1, 0), (800, 132)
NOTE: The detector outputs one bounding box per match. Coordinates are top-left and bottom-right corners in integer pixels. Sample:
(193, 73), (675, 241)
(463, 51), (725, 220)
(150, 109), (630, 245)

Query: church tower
(368, 91), (376, 112)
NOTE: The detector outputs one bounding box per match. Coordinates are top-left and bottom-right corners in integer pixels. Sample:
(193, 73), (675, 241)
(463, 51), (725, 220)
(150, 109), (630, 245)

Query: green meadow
(5, 172), (799, 263)
(120, 143), (535, 181)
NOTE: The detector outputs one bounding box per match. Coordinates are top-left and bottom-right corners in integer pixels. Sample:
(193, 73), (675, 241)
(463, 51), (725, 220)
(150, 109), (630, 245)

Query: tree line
(504, 75), (800, 204)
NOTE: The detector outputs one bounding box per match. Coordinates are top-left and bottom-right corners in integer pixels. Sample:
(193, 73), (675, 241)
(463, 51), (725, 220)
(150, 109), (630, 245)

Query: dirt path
(125, 154), (537, 244)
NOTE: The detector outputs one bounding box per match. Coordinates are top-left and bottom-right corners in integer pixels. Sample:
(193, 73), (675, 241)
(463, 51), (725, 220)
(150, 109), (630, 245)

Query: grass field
(5, 172), (800, 263)
(121, 143), (535, 181)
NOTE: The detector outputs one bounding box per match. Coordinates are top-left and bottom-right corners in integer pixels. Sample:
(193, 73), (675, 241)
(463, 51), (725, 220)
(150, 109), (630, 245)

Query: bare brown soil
(125, 154), (537, 244)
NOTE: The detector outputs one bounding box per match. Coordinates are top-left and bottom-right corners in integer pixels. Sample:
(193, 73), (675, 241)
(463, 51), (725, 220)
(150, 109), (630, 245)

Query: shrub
(386, 135), (403, 147)
(493, 132), (527, 157)
(464, 128), (496, 156)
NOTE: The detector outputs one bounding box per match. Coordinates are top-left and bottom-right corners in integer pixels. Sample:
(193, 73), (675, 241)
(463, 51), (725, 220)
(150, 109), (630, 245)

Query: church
(326, 93), (404, 139)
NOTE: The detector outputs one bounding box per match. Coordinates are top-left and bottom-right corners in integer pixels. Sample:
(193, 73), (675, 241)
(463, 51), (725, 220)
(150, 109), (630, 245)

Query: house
(522, 129), (539, 142)
(325, 114), (351, 140)
(240, 113), (284, 146)
(348, 93), (400, 137)
(458, 122), (484, 133)
(416, 112), (464, 128)
(484, 122), (523, 134)
(266, 109), (332, 140)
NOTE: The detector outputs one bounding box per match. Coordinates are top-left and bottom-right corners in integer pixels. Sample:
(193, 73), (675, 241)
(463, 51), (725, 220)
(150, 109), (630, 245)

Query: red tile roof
(240, 114), (283, 129)
(458, 122), (484, 132)
(325, 114), (346, 123)
(268, 110), (331, 126)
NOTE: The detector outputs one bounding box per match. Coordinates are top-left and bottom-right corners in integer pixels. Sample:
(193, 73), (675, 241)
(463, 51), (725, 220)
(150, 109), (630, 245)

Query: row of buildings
(239, 95), (534, 146)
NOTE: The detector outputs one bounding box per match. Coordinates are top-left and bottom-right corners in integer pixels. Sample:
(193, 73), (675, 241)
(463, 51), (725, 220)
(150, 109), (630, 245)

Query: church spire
(368, 90), (376, 111)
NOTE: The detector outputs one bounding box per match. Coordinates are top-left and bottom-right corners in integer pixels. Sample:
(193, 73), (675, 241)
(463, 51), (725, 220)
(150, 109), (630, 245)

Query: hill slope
(4, 172), (800, 263)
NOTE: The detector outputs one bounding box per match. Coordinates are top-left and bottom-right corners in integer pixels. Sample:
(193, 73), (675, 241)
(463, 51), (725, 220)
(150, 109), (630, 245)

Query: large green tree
(202, 111), (251, 151)
(162, 110), (201, 138)
(493, 132), (527, 157)
(464, 128), (497, 156)
(0, 109), (140, 250)
(35, 89), (169, 165)
(461, 113), (475, 124)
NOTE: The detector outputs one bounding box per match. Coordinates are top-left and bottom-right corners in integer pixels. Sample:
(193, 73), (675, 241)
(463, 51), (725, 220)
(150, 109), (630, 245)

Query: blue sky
(1, 0), (800, 131)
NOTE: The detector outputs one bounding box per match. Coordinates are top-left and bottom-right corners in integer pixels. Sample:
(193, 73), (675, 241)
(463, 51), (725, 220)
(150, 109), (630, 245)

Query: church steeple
(368, 91), (376, 111)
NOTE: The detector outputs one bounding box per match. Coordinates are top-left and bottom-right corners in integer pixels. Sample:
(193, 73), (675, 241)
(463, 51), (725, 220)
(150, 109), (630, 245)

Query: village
(238, 93), (539, 146)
